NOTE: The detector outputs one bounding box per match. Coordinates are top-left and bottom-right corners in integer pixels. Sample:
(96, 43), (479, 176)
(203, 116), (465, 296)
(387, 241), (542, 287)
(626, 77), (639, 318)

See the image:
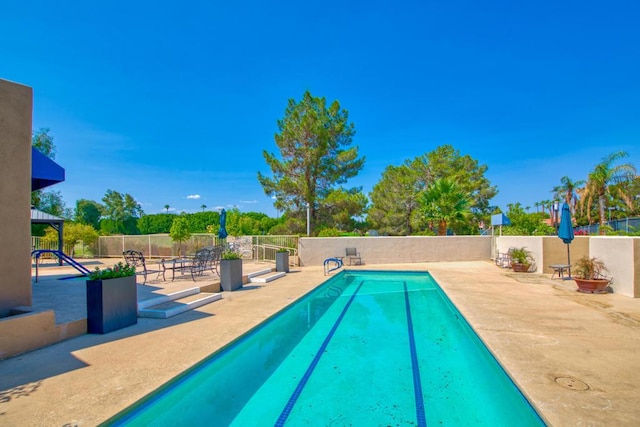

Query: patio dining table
(161, 258), (193, 281)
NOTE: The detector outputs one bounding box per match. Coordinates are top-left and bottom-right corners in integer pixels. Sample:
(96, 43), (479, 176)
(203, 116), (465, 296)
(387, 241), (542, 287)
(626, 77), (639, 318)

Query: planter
(86, 276), (138, 334)
(511, 263), (531, 273)
(221, 259), (243, 291)
(574, 278), (610, 294)
(276, 251), (290, 273)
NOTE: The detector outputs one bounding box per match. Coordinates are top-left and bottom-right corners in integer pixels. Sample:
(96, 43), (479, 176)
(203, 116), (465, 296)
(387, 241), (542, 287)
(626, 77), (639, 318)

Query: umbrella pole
(566, 243), (572, 279)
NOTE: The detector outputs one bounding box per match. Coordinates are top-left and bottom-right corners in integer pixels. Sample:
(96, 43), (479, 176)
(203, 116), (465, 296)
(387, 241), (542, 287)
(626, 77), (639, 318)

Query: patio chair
(123, 250), (161, 284)
(495, 247), (515, 268)
(186, 248), (215, 281)
(345, 247), (362, 265)
(206, 245), (223, 275)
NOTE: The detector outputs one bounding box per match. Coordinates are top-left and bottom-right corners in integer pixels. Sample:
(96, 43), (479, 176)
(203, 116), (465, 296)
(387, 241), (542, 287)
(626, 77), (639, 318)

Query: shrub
(88, 262), (136, 280)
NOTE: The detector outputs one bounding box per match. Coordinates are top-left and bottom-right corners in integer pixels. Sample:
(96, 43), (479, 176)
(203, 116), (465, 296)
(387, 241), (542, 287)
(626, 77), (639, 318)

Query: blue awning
(32, 147), (65, 191)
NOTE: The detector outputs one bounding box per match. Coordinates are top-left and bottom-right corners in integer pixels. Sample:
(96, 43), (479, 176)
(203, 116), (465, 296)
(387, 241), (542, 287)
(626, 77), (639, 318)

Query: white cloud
(186, 194), (201, 199)
(240, 200), (258, 204)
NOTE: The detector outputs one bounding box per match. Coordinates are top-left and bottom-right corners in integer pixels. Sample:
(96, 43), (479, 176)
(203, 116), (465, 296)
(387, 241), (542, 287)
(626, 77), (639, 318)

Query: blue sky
(2, 1), (639, 217)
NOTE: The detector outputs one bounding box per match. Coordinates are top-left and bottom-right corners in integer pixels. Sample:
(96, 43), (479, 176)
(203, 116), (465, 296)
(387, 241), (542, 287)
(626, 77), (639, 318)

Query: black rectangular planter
(275, 252), (289, 273)
(86, 276), (138, 334)
(220, 259), (243, 291)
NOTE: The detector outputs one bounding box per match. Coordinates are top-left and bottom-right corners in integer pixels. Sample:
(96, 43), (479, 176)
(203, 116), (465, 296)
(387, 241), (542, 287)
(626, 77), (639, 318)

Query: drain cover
(555, 376), (589, 391)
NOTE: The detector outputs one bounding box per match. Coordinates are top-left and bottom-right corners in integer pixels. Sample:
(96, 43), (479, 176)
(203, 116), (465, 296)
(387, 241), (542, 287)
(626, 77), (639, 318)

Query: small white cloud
(187, 194), (201, 199)
(240, 200), (258, 204)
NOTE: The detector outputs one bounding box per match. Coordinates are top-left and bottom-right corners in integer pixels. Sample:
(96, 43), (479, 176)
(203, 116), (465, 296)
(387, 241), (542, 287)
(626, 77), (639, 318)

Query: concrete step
(138, 288), (222, 319)
(247, 268), (273, 279)
(138, 287), (201, 310)
(249, 271), (286, 283)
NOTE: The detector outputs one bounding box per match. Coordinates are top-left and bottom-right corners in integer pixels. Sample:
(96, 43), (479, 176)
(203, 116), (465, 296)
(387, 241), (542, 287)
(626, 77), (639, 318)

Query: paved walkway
(1, 260), (639, 425)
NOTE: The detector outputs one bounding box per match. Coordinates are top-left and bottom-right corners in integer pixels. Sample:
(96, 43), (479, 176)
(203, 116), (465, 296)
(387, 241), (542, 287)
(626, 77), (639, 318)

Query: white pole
(306, 203), (310, 236)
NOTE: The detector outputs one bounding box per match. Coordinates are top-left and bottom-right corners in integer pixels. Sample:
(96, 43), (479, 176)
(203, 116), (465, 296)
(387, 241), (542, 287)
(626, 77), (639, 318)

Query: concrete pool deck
(1, 260), (639, 425)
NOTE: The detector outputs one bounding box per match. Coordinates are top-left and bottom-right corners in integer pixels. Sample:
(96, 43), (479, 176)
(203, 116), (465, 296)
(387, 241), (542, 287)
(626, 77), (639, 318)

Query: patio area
(1, 260), (639, 425)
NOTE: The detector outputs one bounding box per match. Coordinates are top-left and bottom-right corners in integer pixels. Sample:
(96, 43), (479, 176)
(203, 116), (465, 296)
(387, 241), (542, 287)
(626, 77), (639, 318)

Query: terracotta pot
(511, 263), (531, 273)
(574, 278), (610, 294)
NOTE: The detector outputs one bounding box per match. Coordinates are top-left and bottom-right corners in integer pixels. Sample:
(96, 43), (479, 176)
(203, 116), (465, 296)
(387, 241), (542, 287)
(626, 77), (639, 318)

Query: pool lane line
(275, 280), (365, 427)
(403, 282), (427, 427)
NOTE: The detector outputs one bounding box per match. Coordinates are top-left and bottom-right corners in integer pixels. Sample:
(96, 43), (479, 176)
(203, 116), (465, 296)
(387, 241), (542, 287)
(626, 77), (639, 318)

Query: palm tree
(420, 178), (470, 236)
(201, 204), (207, 212)
(164, 204), (170, 213)
(583, 151), (636, 229)
(552, 176), (585, 212)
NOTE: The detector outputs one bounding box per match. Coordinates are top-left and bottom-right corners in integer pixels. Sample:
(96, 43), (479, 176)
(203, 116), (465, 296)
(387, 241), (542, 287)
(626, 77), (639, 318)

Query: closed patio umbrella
(557, 202), (575, 279)
(218, 208), (228, 240)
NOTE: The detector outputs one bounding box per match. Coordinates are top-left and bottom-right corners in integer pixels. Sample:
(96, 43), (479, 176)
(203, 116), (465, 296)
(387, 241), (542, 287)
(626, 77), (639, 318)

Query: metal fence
(574, 217), (640, 235)
(31, 236), (80, 257)
(97, 234), (300, 263)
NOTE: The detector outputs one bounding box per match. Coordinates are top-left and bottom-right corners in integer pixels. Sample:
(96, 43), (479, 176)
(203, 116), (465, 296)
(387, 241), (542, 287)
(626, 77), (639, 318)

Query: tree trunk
(438, 220), (447, 236)
(598, 194), (606, 230)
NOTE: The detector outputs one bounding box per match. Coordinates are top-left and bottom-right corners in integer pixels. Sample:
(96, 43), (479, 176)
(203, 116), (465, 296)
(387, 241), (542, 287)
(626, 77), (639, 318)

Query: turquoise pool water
(107, 271), (545, 426)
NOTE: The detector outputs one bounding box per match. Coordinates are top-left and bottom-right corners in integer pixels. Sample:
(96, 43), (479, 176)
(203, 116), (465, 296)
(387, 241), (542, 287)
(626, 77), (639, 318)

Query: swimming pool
(107, 270), (545, 426)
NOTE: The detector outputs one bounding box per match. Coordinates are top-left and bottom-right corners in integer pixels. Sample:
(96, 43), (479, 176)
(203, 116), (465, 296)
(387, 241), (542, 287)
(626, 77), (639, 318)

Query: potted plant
(86, 262), (138, 334)
(573, 256), (611, 293)
(220, 251), (243, 291)
(510, 247), (533, 272)
(275, 248), (290, 273)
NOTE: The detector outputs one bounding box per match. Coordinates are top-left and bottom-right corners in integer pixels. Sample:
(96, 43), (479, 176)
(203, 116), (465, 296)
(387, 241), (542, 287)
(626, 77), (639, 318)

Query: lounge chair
(345, 247), (362, 265)
(123, 250), (161, 284)
(495, 247), (515, 268)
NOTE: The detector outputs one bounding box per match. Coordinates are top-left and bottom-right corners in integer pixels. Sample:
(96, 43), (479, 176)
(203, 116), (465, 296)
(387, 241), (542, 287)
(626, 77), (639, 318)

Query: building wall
(298, 236), (492, 267)
(0, 79), (32, 316)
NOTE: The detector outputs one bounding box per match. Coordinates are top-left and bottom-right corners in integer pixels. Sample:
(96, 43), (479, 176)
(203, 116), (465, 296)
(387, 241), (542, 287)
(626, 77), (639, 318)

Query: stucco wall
(298, 236), (491, 266)
(495, 236), (543, 272)
(0, 79), (32, 316)
(590, 237), (640, 298)
(542, 236), (589, 274)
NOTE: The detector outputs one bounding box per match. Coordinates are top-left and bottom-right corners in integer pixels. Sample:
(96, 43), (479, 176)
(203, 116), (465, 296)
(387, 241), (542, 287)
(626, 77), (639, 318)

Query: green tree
(74, 199), (104, 230)
(32, 127), (55, 157)
(319, 187), (368, 232)
(186, 211), (220, 233)
(31, 128), (66, 214)
(169, 215), (191, 256)
(502, 203), (554, 236)
(101, 190), (143, 234)
(411, 145), (497, 220)
(137, 213), (175, 234)
(368, 145), (496, 235)
(581, 151), (636, 229)
(552, 176), (585, 211)
(420, 178), (470, 236)
(258, 91), (365, 235)
(42, 222), (99, 256)
(368, 165), (422, 235)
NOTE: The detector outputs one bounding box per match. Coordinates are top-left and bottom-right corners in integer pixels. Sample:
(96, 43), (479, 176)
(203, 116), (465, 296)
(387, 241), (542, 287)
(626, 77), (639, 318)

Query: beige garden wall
(589, 237), (640, 298)
(0, 78), (32, 316)
(298, 236), (491, 267)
